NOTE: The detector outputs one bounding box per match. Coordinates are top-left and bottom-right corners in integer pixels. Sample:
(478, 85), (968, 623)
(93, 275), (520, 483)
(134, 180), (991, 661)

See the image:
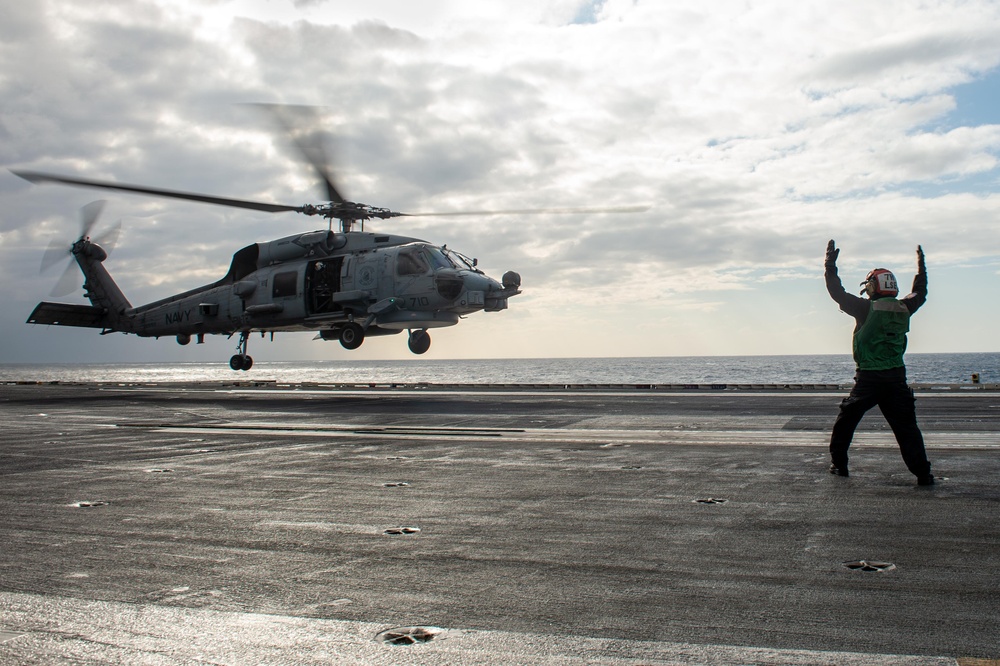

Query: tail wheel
(408, 330), (431, 355)
(339, 322), (364, 350)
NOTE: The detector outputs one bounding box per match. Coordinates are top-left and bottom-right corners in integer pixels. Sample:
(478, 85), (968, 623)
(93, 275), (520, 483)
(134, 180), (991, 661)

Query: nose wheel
(408, 329), (431, 355)
(230, 331), (253, 371)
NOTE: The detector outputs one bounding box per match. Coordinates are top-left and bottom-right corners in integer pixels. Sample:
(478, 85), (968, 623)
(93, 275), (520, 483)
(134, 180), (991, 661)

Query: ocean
(1, 353), (997, 386)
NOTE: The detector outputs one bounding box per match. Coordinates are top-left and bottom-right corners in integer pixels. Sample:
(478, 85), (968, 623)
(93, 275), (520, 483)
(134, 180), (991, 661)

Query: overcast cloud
(1, 0), (998, 364)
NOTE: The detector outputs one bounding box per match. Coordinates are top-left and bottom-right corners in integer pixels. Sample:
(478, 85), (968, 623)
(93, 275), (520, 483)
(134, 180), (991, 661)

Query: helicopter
(14, 109), (646, 370)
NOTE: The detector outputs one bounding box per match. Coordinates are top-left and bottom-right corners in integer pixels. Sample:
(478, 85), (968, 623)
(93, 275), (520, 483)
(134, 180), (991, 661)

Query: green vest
(853, 298), (910, 371)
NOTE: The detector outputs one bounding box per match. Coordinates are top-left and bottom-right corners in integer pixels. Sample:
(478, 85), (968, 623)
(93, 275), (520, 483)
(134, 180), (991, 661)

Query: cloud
(810, 29), (1000, 88)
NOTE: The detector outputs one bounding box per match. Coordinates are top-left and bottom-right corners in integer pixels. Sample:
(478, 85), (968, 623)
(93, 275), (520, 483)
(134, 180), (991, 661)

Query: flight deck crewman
(824, 240), (935, 486)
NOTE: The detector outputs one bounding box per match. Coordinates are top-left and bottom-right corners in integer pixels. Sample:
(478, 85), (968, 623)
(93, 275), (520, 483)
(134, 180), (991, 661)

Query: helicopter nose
(435, 268), (519, 310)
(467, 272), (503, 293)
(435, 269), (502, 301)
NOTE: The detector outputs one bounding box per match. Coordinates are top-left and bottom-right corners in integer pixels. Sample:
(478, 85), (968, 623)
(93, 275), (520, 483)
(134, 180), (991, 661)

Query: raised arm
(901, 245), (927, 313)
(825, 240), (866, 317)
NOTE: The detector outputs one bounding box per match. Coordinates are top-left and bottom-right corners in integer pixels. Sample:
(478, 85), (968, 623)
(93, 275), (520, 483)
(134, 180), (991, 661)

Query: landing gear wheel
(230, 354), (253, 371)
(339, 322), (365, 350)
(408, 330), (431, 355)
(230, 331), (253, 371)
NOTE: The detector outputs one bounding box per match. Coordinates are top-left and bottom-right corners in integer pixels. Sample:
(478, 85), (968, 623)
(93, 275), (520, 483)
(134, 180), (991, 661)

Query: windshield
(441, 247), (479, 271)
(425, 247), (455, 270)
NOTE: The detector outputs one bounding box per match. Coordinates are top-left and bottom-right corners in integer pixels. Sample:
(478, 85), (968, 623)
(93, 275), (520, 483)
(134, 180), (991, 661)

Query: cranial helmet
(860, 268), (898, 298)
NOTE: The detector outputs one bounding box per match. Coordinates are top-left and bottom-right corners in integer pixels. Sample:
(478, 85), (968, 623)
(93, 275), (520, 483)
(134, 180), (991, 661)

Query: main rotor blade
(401, 204), (652, 217)
(12, 170), (302, 214)
(249, 103), (347, 204)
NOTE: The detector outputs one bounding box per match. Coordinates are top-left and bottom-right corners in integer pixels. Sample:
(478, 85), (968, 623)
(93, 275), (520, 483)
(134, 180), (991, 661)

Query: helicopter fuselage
(27, 228), (522, 366)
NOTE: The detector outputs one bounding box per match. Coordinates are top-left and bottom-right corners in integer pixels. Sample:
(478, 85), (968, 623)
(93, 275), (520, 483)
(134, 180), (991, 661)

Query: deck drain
(383, 527), (421, 535)
(382, 482), (410, 487)
(693, 498), (728, 504)
(72, 501), (110, 508)
(843, 560), (896, 572)
(376, 626), (443, 645)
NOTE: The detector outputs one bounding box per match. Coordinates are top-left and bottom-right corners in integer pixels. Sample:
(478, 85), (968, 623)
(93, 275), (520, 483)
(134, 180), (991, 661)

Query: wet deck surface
(1, 382), (998, 664)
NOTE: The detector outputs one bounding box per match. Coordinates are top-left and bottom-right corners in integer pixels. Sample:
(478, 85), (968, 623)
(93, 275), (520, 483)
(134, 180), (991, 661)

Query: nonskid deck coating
(1, 382), (998, 664)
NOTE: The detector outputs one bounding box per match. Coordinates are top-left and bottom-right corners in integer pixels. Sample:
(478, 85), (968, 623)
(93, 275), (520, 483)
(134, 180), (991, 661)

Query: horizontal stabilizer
(27, 302), (108, 328)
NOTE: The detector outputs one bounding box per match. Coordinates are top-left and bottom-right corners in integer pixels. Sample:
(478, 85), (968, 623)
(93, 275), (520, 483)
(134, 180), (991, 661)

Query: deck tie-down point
(376, 626), (443, 645)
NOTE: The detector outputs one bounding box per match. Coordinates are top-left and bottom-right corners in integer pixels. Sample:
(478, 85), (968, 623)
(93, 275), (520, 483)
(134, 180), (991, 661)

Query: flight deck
(1, 382), (998, 664)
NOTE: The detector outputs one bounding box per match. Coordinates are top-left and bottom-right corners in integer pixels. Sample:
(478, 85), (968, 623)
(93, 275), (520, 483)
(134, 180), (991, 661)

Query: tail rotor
(40, 200), (121, 297)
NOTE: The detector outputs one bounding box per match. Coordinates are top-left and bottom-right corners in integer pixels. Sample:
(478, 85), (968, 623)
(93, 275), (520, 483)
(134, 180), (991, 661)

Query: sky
(1, 0), (999, 364)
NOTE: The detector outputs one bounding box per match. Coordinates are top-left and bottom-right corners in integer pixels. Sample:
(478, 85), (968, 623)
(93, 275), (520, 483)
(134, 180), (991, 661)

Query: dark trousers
(829, 376), (931, 477)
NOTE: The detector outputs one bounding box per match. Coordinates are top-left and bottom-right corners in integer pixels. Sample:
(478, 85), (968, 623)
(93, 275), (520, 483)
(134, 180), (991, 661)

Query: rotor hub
(298, 202), (404, 232)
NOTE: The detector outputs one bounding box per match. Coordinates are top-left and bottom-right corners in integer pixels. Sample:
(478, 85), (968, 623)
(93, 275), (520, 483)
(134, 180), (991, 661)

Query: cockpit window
(397, 248), (430, 276)
(444, 249), (477, 271)
(425, 247), (455, 270)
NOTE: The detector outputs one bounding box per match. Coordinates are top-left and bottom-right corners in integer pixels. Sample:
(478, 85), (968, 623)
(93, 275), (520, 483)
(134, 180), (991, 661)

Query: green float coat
(853, 298), (910, 371)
